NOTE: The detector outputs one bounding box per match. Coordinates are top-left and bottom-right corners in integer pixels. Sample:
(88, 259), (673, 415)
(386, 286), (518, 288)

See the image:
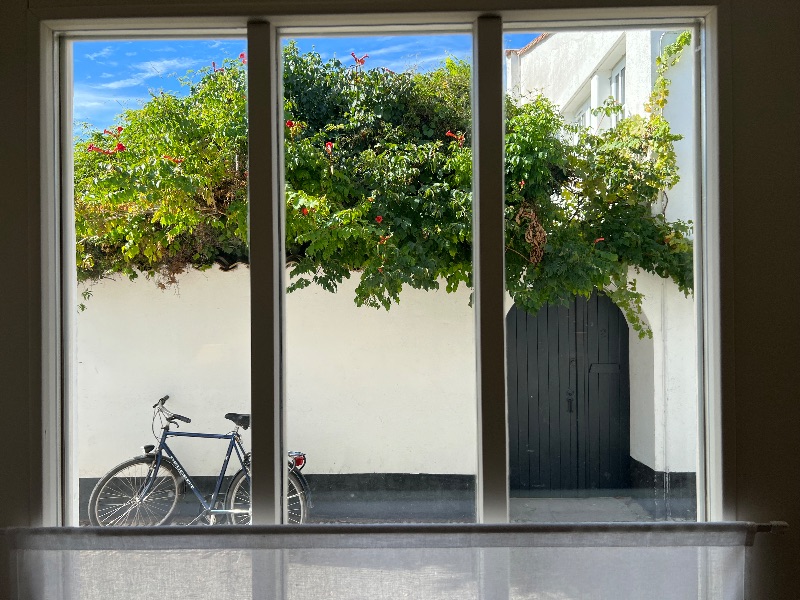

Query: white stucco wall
(628, 271), (697, 473)
(76, 268), (478, 478)
(506, 31), (624, 114)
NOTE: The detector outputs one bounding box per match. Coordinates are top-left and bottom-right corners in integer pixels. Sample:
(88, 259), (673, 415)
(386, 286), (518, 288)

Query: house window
(574, 98), (591, 129)
(611, 57), (626, 126)
(47, 13), (714, 527)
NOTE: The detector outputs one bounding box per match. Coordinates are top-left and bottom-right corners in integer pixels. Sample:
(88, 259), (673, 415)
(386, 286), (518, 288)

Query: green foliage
(75, 34), (694, 336)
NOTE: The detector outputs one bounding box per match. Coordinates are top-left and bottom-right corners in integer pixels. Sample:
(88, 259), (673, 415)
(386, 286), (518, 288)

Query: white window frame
(610, 56), (626, 126)
(574, 97), (592, 129)
(38, 7), (723, 527)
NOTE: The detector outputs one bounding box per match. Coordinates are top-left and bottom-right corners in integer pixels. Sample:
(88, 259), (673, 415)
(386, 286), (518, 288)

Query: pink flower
(594, 237), (605, 244)
(239, 52), (247, 65)
(375, 215), (383, 224)
(325, 141), (333, 154)
(518, 180), (525, 189)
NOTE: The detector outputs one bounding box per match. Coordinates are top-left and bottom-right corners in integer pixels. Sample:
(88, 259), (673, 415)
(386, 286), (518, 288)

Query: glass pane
(281, 33), (478, 523)
(503, 28), (699, 521)
(71, 38), (252, 525)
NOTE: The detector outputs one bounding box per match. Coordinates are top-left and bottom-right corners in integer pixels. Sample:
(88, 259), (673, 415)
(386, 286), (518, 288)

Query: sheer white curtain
(4, 523), (755, 599)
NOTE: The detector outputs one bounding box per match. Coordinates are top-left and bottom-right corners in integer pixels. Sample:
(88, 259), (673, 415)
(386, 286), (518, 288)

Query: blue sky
(73, 33), (536, 130)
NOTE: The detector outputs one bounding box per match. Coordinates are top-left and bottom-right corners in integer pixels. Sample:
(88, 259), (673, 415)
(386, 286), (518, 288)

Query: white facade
(506, 30), (698, 474)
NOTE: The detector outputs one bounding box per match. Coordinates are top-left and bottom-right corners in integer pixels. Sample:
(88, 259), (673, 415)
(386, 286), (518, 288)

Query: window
(611, 57), (626, 126)
(573, 98), (591, 129)
(43, 10), (718, 528)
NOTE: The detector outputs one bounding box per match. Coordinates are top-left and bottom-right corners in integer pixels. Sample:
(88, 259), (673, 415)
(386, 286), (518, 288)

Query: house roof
(504, 33), (551, 58)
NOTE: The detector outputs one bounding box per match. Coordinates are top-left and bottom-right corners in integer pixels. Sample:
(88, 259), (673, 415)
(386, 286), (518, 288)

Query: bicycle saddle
(225, 413), (250, 430)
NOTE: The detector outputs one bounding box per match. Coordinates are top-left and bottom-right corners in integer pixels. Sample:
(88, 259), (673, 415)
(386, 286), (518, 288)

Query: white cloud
(72, 85), (148, 128)
(94, 57), (201, 90)
(85, 46), (113, 61)
(100, 73), (114, 79)
(125, 52), (137, 57)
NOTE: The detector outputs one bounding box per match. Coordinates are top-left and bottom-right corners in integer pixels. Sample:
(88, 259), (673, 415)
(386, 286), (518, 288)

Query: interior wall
(1, 0), (798, 598)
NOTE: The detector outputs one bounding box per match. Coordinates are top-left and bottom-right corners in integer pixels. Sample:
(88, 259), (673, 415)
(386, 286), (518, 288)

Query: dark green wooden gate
(507, 292), (630, 491)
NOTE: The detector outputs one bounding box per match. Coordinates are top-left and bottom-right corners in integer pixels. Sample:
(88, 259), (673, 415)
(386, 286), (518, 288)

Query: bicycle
(87, 395), (311, 526)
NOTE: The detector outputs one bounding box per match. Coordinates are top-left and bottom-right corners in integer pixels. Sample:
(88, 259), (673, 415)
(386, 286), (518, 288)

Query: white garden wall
(76, 268), (478, 478)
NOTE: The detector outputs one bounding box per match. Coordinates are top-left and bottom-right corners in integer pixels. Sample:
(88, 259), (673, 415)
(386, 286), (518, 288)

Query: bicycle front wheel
(226, 469), (307, 524)
(88, 456), (182, 526)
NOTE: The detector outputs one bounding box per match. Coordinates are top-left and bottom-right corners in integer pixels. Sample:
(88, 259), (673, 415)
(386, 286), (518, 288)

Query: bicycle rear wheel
(226, 469), (306, 524)
(88, 456), (182, 526)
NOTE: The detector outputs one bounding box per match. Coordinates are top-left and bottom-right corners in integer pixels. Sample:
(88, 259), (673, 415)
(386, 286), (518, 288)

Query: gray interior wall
(0, 0), (798, 598)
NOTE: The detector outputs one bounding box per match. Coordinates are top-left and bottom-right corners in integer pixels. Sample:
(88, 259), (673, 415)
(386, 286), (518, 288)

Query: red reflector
(293, 455), (305, 468)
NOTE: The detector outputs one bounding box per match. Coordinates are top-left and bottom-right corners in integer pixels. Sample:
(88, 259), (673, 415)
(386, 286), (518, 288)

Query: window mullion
(473, 15), (508, 524)
(247, 20), (285, 525)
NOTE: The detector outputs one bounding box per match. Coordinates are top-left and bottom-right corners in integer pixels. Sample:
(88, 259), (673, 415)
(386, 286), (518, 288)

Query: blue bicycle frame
(144, 427), (250, 518)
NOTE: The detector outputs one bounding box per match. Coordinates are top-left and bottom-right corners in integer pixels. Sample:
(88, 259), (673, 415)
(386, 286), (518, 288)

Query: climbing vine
(74, 34), (693, 335)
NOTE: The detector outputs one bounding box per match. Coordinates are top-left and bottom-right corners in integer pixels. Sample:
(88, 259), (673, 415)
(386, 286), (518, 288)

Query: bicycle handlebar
(153, 395), (170, 408)
(170, 413), (191, 424)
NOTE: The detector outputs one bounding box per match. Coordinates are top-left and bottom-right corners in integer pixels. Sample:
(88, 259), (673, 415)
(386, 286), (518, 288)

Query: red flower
(325, 141), (333, 154)
(594, 237), (605, 244)
(351, 52), (369, 66)
(375, 215), (383, 224)
(301, 207), (309, 216)
(446, 130), (465, 147)
(212, 61), (224, 73)
(163, 155), (184, 164)
(378, 267), (383, 273)
(117, 126), (123, 133)
(239, 52), (247, 65)
(86, 143), (96, 151)
(115, 142), (126, 152)
(518, 180), (525, 189)
(286, 120), (295, 128)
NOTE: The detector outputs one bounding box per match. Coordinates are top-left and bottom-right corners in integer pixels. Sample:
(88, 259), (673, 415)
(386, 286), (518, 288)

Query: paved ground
(509, 496), (654, 522)
(303, 491), (661, 524)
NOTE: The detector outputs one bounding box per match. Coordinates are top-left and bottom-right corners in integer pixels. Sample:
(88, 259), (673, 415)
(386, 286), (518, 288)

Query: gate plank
(576, 296), (588, 489)
(516, 307), (530, 490)
(548, 304), (561, 489)
(526, 308), (540, 489)
(538, 306), (551, 490)
(597, 295), (611, 487)
(558, 304), (572, 489)
(587, 294), (600, 489)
